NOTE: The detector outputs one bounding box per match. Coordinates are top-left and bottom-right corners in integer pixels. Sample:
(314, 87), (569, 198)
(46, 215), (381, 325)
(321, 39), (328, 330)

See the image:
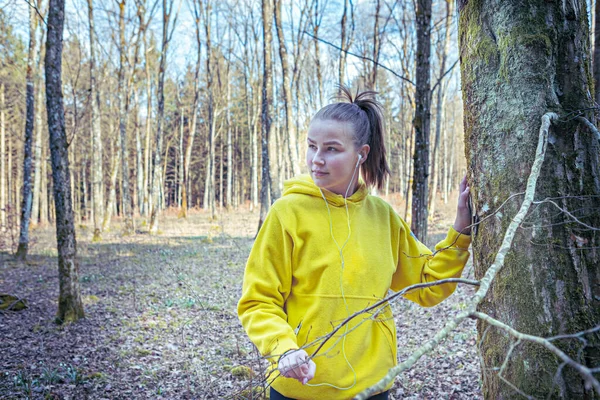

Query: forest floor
(0, 197), (482, 400)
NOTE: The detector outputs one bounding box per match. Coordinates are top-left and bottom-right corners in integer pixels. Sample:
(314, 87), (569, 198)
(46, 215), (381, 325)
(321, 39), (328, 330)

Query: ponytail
(313, 85), (391, 190)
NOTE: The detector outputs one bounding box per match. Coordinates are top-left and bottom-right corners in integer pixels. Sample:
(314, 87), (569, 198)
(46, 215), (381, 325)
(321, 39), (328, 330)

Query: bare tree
(0, 83), (5, 231)
(116, 0), (135, 235)
(16, 0), (41, 260)
(45, 0), (84, 322)
(87, 0), (104, 241)
(428, 0), (453, 218)
(595, 0), (600, 105)
(410, 0), (432, 241)
(149, 0), (179, 234)
(183, 0), (203, 217)
(274, 0), (301, 177)
(258, 0), (274, 232)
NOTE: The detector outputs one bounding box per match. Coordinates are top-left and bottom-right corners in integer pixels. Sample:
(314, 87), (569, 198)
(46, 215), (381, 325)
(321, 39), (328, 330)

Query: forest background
(0, 0), (599, 398)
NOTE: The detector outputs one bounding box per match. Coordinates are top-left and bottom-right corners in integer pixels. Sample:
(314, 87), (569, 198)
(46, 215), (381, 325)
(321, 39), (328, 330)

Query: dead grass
(0, 201), (481, 399)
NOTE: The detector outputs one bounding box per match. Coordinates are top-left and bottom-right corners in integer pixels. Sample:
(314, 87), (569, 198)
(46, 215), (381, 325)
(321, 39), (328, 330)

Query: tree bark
(0, 83), (5, 230)
(45, 0), (84, 323)
(428, 0), (453, 218)
(149, 0), (178, 233)
(274, 0), (301, 177)
(202, 0), (216, 219)
(183, 0), (203, 218)
(338, 0), (350, 87)
(458, 0), (600, 397)
(312, 0), (323, 108)
(16, 1), (39, 260)
(369, 0), (381, 90)
(88, 0), (103, 240)
(258, 0), (274, 232)
(31, 72), (44, 226)
(594, 0), (600, 105)
(117, 0), (134, 235)
(410, 0), (432, 241)
(103, 129), (119, 231)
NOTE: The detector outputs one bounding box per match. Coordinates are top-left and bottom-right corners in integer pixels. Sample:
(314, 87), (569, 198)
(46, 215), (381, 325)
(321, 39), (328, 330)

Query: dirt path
(0, 209), (482, 399)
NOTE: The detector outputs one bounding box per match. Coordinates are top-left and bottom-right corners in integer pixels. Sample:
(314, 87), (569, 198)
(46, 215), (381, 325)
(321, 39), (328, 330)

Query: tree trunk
(149, 0), (178, 233)
(410, 0), (432, 241)
(428, 0), (453, 218)
(0, 83), (5, 230)
(178, 106), (184, 209)
(226, 80), (232, 209)
(274, 0), (301, 177)
(369, 0), (381, 90)
(203, 0), (216, 219)
(45, 0), (84, 323)
(458, 0), (600, 398)
(142, 23), (152, 217)
(338, 0), (349, 87)
(103, 133), (119, 231)
(117, 0), (134, 235)
(40, 144), (48, 225)
(31, 73), (44, 226)
(312, 0), (323, 108)
(88, 0), (103, 240)
(594, 0), (600, 105)
(16, 2), (39, 260)
(258, 0), (273, 232)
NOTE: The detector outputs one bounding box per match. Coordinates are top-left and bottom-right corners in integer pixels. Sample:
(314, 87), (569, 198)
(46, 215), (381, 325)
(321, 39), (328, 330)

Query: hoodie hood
(282, 174), (368, 207)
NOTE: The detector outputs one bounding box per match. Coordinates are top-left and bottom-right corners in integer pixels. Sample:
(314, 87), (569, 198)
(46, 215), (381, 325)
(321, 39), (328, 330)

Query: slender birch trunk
(88, 0), (103, 240)
(149, 0), (178, 233)
(16, 1), (39, 259)
(46, 0), (84, 322)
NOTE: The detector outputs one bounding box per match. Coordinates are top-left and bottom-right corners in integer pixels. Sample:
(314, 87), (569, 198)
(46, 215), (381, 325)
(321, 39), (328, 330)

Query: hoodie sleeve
(390, 217), (471, 307)
(237, 208), (298, 364)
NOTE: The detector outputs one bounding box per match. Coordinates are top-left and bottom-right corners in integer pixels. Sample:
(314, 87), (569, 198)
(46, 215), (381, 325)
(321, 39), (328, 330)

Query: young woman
(238, 87), (472, 400)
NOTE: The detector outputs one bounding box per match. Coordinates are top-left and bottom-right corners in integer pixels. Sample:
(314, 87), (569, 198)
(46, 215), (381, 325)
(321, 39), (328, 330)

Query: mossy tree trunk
(45, 0), (84, 323)
(458, 1), (600, 398)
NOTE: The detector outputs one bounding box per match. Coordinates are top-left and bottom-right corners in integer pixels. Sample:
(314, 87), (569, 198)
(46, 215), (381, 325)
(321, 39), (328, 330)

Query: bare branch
(302, 30), (415, 86)
(23, 0), (47, 26)
(532, 198), (600, 232)
(576, 116), (600, 141)
(472, 312), (600, 395)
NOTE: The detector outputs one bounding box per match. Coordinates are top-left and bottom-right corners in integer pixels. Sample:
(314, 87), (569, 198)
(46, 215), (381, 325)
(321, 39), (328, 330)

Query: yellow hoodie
(238, 175), (471, 399)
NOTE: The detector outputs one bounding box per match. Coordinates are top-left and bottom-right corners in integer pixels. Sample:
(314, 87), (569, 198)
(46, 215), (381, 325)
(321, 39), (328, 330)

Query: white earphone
(355, 154), (362, 168)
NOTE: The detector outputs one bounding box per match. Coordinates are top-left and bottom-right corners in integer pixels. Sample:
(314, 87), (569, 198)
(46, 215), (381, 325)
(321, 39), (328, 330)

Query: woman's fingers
(278, 350), (313, 384)
(459, 174), (467, 192)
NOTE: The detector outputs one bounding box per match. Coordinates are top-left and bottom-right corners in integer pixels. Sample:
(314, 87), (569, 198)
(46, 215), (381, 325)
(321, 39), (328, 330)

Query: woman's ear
(359, 144), (370, 163)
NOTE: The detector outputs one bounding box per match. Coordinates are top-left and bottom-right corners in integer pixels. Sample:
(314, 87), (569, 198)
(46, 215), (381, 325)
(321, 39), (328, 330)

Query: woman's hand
(278, 349), (316, 385)
(453, 175), (472, 235)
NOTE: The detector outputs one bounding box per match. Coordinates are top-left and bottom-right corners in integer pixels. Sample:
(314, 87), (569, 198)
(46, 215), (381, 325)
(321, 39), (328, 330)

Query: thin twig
(302, 30), (414, 86)
(576, 116), (600, 142)
(23, 0), (47, 26)
(472, 311), (600, 395)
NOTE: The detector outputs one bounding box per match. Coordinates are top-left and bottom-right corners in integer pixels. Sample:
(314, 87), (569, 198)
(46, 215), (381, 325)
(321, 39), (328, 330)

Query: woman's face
(306, 119), (368, 196)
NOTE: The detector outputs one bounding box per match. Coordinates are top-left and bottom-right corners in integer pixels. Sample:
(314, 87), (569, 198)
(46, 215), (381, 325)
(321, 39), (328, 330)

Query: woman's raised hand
(453, 175), (472, 235)
(278, 349), (316, 385)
